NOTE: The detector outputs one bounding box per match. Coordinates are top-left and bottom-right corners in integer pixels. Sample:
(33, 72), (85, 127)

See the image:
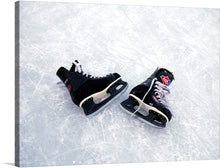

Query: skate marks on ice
(18, 1), (220, 166)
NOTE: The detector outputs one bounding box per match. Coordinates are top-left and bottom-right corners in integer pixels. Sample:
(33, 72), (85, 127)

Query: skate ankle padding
(56, 67), (69, 84)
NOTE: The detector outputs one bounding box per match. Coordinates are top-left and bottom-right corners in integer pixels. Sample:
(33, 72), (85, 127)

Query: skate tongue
(70, 60), (81, 72)
(156, 69), (174, 86)
(69, 60), (93, 77)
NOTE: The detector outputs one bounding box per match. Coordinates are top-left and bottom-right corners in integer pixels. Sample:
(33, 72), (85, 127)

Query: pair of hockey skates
(56, 60), (174, 128)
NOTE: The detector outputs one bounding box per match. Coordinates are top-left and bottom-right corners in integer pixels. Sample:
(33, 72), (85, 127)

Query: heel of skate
(56, 67), (69, 84)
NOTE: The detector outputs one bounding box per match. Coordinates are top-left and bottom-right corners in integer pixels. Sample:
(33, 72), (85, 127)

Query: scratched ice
(18, 1), (219, 167)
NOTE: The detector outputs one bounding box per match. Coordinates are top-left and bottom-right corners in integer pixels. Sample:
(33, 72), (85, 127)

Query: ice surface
(18, 1), (219, 167)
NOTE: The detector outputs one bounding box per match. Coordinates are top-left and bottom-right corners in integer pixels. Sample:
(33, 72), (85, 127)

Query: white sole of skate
(79, 77), (128, 117)
(120, 94), (169, 128)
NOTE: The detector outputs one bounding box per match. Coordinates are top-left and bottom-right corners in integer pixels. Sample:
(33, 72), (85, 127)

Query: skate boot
(56, 60), (128, 116)
(120, 68), (174, 128)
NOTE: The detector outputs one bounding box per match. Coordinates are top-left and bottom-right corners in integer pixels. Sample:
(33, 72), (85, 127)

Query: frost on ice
(18, 1), (219, 166)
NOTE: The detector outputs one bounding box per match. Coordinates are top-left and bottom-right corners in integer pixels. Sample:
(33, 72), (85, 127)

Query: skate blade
(120, 95), (168, 128)
(120, 104), (164, 129)
(79, 77), (121, 107)
(129, 94), (169, 123)
(80, 78), (128, 116)
(93, 83), (125, 104)
(86, 84), (128, 117)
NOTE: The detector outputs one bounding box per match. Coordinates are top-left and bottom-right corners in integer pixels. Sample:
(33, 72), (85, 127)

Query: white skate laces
(74, 61), (95, 78)
(154, 80), (170, 105)
(73, 61), (107, 79)
(130, 78), (170, 118)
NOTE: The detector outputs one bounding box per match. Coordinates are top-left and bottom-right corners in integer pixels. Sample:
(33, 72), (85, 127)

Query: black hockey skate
(120, 68), (174, 128)
(56, 60), (128, 116)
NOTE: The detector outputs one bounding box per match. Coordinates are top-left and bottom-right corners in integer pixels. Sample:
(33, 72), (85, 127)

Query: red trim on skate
(153, 96), (159, 103)
(67, 85), (71, 92)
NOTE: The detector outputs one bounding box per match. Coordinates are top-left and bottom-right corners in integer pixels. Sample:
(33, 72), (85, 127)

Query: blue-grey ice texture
(18, 1), (220, 167)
